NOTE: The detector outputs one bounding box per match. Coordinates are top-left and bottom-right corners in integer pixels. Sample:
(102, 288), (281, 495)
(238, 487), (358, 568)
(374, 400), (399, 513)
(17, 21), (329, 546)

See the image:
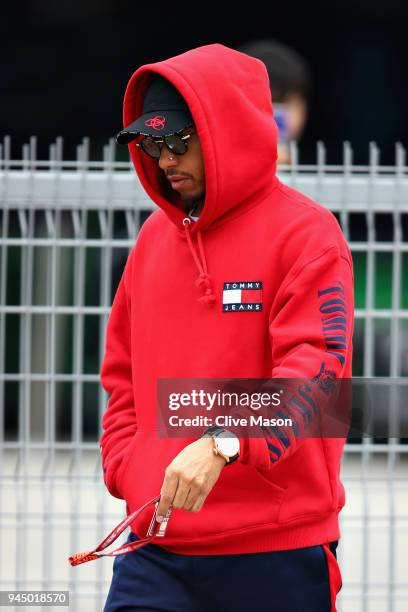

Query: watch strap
(202, 426), (240, 464)
(202, 425), (225, 437)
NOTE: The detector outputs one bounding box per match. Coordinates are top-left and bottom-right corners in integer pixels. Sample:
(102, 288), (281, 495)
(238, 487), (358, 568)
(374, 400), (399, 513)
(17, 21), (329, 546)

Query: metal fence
(0, 137), (407, 612)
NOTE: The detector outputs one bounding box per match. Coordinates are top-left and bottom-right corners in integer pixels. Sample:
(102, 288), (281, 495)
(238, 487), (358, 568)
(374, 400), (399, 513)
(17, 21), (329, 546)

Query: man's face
(156, 127), (206, 210)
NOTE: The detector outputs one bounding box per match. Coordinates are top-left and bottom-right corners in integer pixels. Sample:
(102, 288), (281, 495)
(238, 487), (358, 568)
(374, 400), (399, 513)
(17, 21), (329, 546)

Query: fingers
(157, 438), (226, 521)
(157, 471), (210, 521)
(156, 471), (178, 522)
(184, 490), (206, 513)
(172, 480), (191, 510)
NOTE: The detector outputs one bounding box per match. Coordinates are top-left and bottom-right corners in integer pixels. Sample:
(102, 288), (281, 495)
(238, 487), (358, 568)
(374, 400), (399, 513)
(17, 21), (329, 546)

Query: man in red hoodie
(100, 44), (353, 611)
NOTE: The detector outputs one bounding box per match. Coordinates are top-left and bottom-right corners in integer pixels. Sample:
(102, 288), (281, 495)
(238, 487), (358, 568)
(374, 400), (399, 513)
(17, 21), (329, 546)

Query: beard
(181, 187), (205, 211)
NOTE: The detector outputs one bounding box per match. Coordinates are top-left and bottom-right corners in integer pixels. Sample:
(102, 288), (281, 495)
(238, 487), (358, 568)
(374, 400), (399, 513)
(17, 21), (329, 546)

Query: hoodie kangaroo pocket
(116, 431), (140, 497)
(118, 433), (191, 513)
(252, 466), (287, 497)
(191, 463), (287, 535)
(119, 444), (288, 542)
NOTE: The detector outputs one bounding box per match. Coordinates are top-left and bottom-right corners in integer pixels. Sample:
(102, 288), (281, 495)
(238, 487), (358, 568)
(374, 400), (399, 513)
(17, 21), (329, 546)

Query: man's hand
(156, 436), (226, 522)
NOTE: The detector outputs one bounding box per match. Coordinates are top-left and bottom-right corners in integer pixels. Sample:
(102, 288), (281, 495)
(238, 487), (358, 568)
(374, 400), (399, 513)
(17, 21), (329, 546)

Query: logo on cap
(145, 116), (166, 131)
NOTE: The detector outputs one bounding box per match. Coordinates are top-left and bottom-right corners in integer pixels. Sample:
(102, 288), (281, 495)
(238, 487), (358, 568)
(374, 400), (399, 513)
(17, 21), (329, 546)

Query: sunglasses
(68, 496), (172, 566)
(136, 130), (193, 159)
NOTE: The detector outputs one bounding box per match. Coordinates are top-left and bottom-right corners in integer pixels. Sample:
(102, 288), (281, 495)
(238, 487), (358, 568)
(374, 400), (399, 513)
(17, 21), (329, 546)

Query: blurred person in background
(237, 39), (311, 164)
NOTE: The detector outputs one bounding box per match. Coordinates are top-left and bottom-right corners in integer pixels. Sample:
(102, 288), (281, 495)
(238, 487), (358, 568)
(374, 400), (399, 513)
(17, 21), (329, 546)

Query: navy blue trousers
(103, 531), (338, 612)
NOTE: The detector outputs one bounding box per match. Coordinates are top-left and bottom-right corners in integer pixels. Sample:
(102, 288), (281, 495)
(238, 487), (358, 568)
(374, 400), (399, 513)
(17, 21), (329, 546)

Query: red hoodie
(100, 44), (354, 555)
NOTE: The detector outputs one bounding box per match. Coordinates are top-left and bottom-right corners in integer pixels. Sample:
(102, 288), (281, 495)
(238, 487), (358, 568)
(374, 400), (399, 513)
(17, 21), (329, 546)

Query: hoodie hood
(123, 43), (278, 234)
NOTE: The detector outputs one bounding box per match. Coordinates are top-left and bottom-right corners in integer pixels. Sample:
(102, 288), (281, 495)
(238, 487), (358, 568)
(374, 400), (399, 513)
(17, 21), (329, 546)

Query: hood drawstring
(182, 218), (216, 307)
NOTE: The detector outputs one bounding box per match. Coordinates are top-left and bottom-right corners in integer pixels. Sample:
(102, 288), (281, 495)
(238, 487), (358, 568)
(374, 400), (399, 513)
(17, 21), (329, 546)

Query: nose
(158, 145), (179, 171)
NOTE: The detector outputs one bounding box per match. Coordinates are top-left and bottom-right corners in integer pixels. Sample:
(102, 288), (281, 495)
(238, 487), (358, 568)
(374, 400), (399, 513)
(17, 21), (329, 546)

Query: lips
(168, 177), (189, 189)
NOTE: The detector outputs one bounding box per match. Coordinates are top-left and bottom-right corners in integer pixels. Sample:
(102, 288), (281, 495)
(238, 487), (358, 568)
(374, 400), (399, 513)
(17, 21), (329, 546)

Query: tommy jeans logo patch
(222, 281), (263, 312)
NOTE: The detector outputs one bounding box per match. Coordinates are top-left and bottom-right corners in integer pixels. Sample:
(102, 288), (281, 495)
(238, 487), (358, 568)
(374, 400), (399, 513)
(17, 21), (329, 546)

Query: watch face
(215, 431), (240, 457)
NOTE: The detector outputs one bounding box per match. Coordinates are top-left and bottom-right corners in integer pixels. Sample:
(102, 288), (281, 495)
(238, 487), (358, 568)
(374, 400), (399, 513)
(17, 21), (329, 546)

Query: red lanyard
(68, 496), (171, 566)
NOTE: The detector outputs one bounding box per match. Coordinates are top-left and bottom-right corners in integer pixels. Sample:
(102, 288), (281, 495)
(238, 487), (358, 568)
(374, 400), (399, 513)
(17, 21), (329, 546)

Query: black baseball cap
(116, 75), (193, 145)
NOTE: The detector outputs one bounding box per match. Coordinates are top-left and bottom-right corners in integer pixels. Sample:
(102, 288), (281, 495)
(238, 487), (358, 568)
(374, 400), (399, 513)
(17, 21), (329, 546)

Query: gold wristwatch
(202, 426), (240, 464)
